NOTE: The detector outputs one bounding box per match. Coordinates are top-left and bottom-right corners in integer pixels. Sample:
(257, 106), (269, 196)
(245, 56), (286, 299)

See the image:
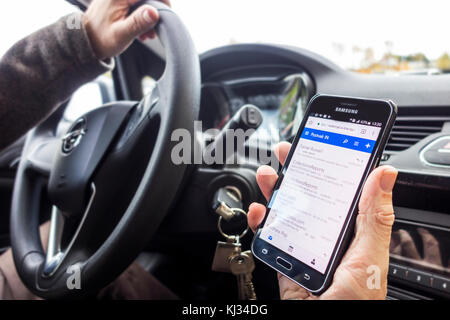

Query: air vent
(386, 107), (450, 152)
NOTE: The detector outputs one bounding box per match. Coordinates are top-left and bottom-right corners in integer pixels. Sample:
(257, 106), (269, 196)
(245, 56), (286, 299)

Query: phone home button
(276, 257), (292, 270)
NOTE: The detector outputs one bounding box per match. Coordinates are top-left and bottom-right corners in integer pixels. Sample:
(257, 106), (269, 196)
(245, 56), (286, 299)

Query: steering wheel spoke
(23, 134), (59, 177)
(146, 89), (163, 121)
(43, 183), (96, 277)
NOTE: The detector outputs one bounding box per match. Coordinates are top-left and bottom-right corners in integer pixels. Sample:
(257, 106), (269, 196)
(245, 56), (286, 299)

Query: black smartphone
(251, 94), (397, 294)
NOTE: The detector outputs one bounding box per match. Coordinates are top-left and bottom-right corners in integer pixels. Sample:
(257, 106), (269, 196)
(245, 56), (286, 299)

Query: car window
(3, 0), (448, 76)
(173, 0), (450, 75)
(0, 0), (77, 58)
(0, 1), (115, 130)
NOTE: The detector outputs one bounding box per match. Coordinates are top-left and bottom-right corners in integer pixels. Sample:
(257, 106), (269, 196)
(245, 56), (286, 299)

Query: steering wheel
(10, 1), (200, 299)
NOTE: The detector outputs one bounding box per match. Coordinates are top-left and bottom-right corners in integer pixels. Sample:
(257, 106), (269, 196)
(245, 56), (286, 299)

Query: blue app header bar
(300, 128), (376, 153)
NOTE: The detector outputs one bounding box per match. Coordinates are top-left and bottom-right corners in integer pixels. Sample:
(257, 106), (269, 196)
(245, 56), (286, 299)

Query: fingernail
(380, 167), (397, 192)
(143, 9), (154, 23)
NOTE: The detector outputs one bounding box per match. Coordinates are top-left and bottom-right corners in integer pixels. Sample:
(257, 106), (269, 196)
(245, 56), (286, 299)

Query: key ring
(217, 208), (249, 241)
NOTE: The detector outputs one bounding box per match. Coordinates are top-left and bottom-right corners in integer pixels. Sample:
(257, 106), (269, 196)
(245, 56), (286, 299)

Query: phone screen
(259, 113), (382, 274)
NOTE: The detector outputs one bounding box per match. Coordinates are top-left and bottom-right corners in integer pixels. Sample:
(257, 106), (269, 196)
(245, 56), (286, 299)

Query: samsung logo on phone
(335, 107), (359, 114)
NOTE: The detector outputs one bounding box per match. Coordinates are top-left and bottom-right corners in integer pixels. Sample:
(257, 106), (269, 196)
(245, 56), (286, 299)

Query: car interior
(0, 0), (449, 300)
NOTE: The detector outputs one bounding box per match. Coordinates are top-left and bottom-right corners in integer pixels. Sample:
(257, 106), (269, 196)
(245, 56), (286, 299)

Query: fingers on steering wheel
(127, 0), (171, 6)
(121, 5), (159, 40)
(139, 29), (157, 41)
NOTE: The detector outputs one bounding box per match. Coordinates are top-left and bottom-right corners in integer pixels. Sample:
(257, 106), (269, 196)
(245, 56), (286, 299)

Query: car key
(240, 251), (257, 300)
(212, 186), (243, 221)
(229, 250), (257, 300)
(211, 204), (256, 299)
(212, 207), (249, 273)
(211, 237), (241, 273)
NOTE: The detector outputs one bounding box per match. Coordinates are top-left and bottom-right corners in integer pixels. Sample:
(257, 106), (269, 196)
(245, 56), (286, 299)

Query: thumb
(119, 5), (159, 41)
(356, 165), (398, 248)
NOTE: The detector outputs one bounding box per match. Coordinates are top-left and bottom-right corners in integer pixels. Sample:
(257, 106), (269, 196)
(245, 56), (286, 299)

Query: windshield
(173, 0), (450, 75)
(1, 0), (449, 75)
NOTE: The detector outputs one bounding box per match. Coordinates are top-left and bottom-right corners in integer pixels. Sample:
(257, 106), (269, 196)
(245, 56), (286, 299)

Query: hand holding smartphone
(252, 94), (397, 294)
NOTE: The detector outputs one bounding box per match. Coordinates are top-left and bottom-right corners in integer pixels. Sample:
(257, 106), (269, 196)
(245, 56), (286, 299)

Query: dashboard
(200, 72), (313, 144)
(199, 44), (450, 300)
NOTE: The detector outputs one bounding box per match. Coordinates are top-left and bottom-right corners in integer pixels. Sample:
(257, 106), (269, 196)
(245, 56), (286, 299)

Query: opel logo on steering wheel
(62, 118), (87, 154)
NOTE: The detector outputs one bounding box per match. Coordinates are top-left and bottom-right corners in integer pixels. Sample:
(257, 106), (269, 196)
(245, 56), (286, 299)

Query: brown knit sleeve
(0, 12), (114, 150)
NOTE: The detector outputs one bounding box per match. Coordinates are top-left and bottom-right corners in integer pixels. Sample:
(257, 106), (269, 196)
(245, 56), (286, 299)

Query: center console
(385, 132), (450, 299)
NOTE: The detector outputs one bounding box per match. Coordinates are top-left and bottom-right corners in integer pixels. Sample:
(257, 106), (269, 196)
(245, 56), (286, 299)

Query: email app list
(260, 117), (380, 273)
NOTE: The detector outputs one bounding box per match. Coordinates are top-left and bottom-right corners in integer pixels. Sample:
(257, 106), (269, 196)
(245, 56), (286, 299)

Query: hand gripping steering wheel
(10, 1), (200, 298)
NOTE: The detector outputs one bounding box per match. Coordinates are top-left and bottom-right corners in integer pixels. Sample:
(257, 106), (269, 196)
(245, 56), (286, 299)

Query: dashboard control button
(432, 276), (450, 293)
(407, 269), (432, 287)
(389, 264), (408, 280)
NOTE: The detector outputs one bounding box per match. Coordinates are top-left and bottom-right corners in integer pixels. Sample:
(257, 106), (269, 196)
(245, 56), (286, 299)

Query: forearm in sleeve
(0, 12), (114, 150)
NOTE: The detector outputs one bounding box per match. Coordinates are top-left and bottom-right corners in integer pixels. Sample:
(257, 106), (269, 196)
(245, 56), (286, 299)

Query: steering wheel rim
(10, 1), (200, 299)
